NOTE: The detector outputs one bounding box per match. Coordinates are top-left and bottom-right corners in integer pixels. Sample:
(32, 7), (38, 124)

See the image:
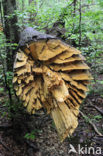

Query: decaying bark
(13, 27), (93, 141)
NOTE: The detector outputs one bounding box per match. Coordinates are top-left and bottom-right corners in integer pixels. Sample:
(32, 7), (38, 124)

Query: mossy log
(13, 27), (93, 141)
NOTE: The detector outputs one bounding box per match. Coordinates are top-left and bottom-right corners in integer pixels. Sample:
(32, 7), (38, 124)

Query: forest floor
(0, 74), (103, 156)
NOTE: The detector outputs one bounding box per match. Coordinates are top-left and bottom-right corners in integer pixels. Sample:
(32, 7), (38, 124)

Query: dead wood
(19, 27), (56, 47)
(88, 100), (103, 116)
(0, 137), (14, 154)
(80, 110), (103, 136)
(13, 28), (92, 141)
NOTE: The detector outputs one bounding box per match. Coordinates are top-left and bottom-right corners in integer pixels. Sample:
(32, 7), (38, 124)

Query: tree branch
(79, 110), (103, 136)
(87, 101), (103, 116)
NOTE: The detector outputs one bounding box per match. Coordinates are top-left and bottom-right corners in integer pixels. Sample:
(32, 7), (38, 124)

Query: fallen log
(13, 27), (92, 141)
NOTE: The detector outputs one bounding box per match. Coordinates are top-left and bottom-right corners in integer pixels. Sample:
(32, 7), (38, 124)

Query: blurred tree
(2, 0), (19, 70)
(29, 0), (33, 3)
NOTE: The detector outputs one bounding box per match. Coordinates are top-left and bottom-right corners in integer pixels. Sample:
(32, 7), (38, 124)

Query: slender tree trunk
(22, 0), (25, 10)
(0, 1), (4, 27)
(29, 0), (33, 22)
(0, 2), (13, 103)
(2, 0), (19, 110)
(73, 0), (77, 13)
(0, 7), (12, 103)
(73, 0), (77, 33)
(29, 0), (33, 4)
(79, 0), (82, 49)
(2, 0), (19, 71)
(22, 0), (24, 24)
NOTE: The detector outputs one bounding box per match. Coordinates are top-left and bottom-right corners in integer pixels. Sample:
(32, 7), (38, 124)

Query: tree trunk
(22, 0), (25, 23)
(2, 0), (19, 71)
(79, 0), (82, 49)
(73, 0), (77, 32)
(29, 0), (33, 4)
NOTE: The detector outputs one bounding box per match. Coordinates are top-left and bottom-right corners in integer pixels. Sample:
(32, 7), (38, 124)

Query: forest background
(0, 0), (103, 155)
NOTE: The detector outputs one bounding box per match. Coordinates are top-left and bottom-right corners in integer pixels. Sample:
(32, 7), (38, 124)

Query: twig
(79, 110), (103, 136)
(25, 140), (39, 151)
(0, 140), (11, 151)
(87, 101), (103, 116)
(0, 137), (13, 155)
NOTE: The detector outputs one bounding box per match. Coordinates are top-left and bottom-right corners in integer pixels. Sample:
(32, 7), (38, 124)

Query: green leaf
(0, 88), (4, 92)
(94, 115), (102, 120)
(24, 131), (36, 140)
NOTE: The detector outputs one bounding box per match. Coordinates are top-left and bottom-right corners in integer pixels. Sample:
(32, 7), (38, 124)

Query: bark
(73, 0), (77, 15)
(0, 1), (4, 27)
(2, 0), (19, 71)
(22, 0), (25, 23)
(73, 0), (77, 32)
(79, 0), (82, 49)
(19, 27), (56, 47)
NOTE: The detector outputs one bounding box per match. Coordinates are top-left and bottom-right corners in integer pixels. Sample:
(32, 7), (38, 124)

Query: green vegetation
(24, 130), (36, 140)
(0, 0), (103, 148)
